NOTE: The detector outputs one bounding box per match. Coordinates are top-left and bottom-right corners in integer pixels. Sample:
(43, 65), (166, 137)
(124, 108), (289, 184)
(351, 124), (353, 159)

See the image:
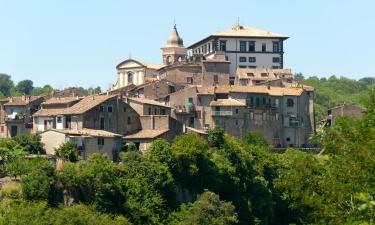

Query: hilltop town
(0, 23), (320, 160)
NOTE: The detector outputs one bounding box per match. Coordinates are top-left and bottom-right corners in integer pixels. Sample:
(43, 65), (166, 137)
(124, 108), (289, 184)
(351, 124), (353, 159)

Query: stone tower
(161, 24), (187, 65)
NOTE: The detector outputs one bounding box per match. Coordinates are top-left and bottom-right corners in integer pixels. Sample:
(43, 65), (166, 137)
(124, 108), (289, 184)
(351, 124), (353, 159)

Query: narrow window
(239, 57), (247, 62)
(127, 72), (133, 84)
(219, 40), (226, 51)
(148, 107), (151, 115)
(107, 106), (113, 113)
(239, 41), (246, 52)
(273, 42), (280, 52)
(248, 57), (256, 63)
(273, 57), (280, 63)
(262, 43), (266, 52)
(127, 116), (131, 125)
(213, 75), (218, 84)
(287, 98), (294, 107)
(235, 108), (239, 114)
(99, 106), (104, 112)
(248, 41), (255, 52)
(97, 138), (105, 146)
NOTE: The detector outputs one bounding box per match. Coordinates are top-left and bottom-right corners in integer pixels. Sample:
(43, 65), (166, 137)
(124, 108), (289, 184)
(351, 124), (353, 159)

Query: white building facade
(187, 24), (289, 83)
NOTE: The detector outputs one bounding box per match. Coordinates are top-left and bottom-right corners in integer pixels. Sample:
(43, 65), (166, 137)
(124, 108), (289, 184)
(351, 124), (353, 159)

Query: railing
(175, 104), (195, 114)
(212, 111), (233, 116)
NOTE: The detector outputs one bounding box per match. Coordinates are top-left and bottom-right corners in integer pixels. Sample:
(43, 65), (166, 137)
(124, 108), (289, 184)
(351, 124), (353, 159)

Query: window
(287, 98), (294, 107)
(57, 116), (62, 123)
(248, 66), (256, 68)
(154, 108), (158, 115)
(187, 77), (193, 84)
(100, 117), (104, 130)
(127, 116), (131, 125)
(261, 73), (268, 77)
(289, 117), (299, 127)
(247, 73), (254, 77)
(273, 57), (280, 63)
(273, 42), (280, 52)
(262, 97), (266, 105)
(213, 75), (218, 84)
(248, 41), (255, 52)
(188, 98), (193, 104)
(107, 106), (113, 113)
(97, 138), (105, 146)
(127, 72), (133, 84)
(203, 45), (207, 53)
(204, 124), (210, 129)
(235, 120), (239, 126)
(208, 43), (211, 52)
(235, 108), (239, 114)
(256, 98), (260, 106)
(148, 107), (151, 115)
(240, 41), (246, 52)
(248, 57), (256, 63)
(262, 112), (267, 120)
(196, 110), (201, 119)
(99, 106), (104, 112)
(246, 96), (254, 106)
(275, 99), (279, 107)
(286, 137), (291, 142)
(262, 43), (266, 52)
(249, 111), (254, 120)
(275, 113), (279, 121)
(161, 109), (166, 115)
(123, 106), (127, 112)
(219, 40), (226, 51)
(239, 57), (247, 62)
(189, 117), (194, 127)
(239, 65), (247, 68)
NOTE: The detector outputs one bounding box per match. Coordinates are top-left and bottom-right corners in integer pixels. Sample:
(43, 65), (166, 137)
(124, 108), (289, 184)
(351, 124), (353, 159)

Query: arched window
(127, 72), (133, 84)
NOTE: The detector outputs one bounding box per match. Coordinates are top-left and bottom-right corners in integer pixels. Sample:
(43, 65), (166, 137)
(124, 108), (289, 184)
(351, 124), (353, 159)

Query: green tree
(13, 134), (44, 154)
(207, 126), (225, 148)
(0, 73), (14, 96)
(16, 79), (34, 95)
(0, 139), (27, 163)
(55, 142), (79, 162)
(31, 85), (54, 96)
(243, 131), (269, 148)
(169, 191), (238, 225)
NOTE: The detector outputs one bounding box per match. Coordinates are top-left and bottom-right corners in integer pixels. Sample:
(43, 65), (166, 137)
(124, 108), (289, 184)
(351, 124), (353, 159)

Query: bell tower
(161, 24), (187, 65)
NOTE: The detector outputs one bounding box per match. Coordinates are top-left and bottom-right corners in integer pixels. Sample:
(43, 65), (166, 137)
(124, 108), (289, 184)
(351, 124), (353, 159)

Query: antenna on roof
(237, 16), (240, 26)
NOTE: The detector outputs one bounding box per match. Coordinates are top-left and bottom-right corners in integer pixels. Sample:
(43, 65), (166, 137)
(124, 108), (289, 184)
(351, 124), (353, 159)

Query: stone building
(167, 85), (315, 147)
(325, 104), (363, 127)
(0, 96), (44, 138)
(188, 23), (289, 82)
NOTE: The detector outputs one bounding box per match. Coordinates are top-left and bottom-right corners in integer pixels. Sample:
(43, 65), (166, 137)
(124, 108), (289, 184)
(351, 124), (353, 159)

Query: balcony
(246, 103), (278, 109)
(175, 103), (195, 114)
(212, 111), (233, 116)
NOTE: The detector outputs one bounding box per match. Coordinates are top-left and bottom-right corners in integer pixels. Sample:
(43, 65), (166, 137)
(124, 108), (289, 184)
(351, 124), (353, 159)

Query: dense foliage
(297, 74), (374, 120)
(0, 77), (373, 224)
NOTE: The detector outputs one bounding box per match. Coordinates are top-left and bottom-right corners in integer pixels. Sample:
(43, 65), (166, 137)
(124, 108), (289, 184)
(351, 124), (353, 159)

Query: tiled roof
(124, 129), (169, 139)
(214, 24), (288, 38)
(34, 95), (115, 116)
(42, 97), (82, 105)
(47, 128), (122, 138)
(210, 98), (246, 107)
(236, 68), (292, 80)
(62, 95), (115, 115)
(128, 97), (173, 108)
(195, 85), (305, 96)
(3, 96), (43, 106)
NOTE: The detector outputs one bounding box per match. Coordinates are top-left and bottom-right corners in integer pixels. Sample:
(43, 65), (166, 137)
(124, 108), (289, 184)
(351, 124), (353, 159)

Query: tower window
(239, 57), (247, 62)
(249, 57), (256, 63)
(273, 57), (280, 63)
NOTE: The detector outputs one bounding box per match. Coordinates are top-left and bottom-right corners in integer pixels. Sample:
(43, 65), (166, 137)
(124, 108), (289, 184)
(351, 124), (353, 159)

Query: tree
(207, 126), (225, 148)
(16, 79), (34, 95)
(0, 73), (14, 96)
(169, 191), (238, 225)
(0, 138), (27, 163)
(13, 134), (44, 154)
(243, 131), (269, 148)
(31, 85), (54, 96)
(55, 142), (79, 162)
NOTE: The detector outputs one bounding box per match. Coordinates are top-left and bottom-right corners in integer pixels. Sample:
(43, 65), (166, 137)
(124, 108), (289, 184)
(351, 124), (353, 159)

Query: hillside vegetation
(297, 74), (375, 120)
(0, 89), (373, 225)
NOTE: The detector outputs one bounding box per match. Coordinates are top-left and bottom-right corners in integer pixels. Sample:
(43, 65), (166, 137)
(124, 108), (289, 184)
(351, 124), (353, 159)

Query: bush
(13, 134), (44, 154)
(55, 142), (79, 162)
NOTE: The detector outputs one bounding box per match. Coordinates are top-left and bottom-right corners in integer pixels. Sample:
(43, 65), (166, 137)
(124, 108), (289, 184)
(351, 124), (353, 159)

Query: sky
(0, 0), (374, 90)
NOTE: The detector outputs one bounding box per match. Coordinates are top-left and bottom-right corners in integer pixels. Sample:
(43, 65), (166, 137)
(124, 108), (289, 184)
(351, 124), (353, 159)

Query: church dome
(165, 25), (184, 47)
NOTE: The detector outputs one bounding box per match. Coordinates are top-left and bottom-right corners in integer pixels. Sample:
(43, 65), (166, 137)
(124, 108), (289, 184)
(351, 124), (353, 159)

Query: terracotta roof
(302, 85), (315, 92)
(42, 97), (82, 105)
(33, 108), (67, 117)
(214, 24), (288, 38)
(62, 95), (116, 115)
(210, 98), (246, 107)
(46, 128), (122, 138)
(124, 129), (169, 139)
(34, 95), (115, 116)
(237, 68), (292, 80)
(128, 97), (173, 108)
(3, 96), (42, 106)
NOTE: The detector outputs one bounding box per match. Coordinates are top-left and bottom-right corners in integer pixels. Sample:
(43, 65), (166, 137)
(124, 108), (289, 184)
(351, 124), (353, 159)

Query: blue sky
(0, 0), (374, 90)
